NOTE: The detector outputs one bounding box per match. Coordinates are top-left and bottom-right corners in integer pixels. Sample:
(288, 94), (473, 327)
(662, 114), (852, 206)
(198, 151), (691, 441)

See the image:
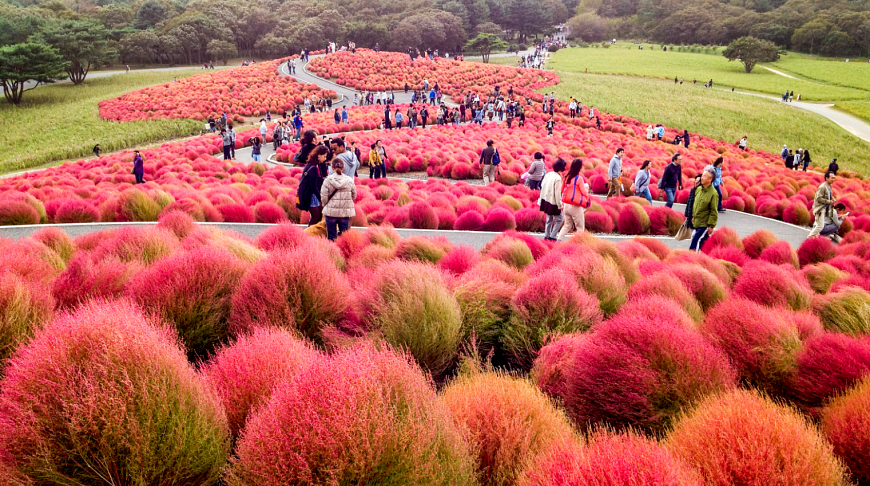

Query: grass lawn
(772, 56), (870, 91)
(545, 72), (870, 174)
(836, 100), (870, 122)
(0, 70), (204, 175)
(548, 46), (869, 101)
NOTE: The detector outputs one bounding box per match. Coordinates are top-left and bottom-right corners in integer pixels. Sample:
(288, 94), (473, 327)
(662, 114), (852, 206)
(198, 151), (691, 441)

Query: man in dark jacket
(661, 153), (684, 208)
(827, 158), (839, 175)
(478, 140), (497, 184)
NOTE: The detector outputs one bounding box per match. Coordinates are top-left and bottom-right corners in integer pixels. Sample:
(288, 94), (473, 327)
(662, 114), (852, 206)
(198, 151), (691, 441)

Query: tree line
(566, 0), (870, 57)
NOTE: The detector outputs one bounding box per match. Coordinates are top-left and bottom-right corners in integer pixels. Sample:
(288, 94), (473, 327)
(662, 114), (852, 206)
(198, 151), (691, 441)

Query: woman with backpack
(294, 130), (317, 166)
(295, 145), (330, 226)
(557, 158), (592, 241)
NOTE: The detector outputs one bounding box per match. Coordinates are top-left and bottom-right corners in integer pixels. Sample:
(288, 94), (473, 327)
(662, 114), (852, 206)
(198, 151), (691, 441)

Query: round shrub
(230, 245), (350, 344)
(253, 202), (288, 223)
(395, 236), (452, 264)
(787, 332), (870, 411)
(743, 229), (778, 259)
(116, 188), (164, 221)
(533, 247), (628, 317)
(802, 263), (848, 294)
(438, 245), (481, 276)
(366, 224), (400, 248)
(515, 208), (545, 232)
(30, 227), (75, 264)
(218, 203), (256, 223)
(783, 201), (812, 226)
(617, 202), (651, 235)
(0, 200), (39, 225)
(52, 254), (138, 310)
(367, 261), (463, 376)
(408, 201), (440, 229)
(503, 269), (603, 369)
(441, 371), (575, 486)
(484, 208), (517, 232)
(584, 211), (615, 233)
(702, 226), (744, 252)
(157, 210), (198, 238)
(127, 247), (249, 359)
(53, 199), (100, 224)
(201, 328), (320, 438)
(347, 243), (395, 270)
(0, 274), (54, 365)
(814, 286), (870, 335)
(758, 240), (799, 267)
(89, 226), (179, 265)
(733, 260), (814, 311)
(454, 277), (515, 359)
(485, 237), (534, 270)
(531, 333), (589, 400)
(628, 273), (704, 322)
(563, 317), (737, 434)
(226, 344), (477, 486)
(665, 264), (728, 312)
(454, 210), (485, 231)
(520, 431), (703, 486)
(619, 294), (696, 330)
(254, 222), (307, 251)
(0, 300), (230, 485)
(820, 377), (870, 485)
(667, 389), (848, 486)
(798, 236), (837, 268)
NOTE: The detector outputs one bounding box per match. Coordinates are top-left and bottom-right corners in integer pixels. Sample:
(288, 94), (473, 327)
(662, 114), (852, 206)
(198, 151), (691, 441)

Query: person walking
(827, 158), (839, 175)
(704, 156), (725, 212)
(330, 137), (359, 178)
(539, 158), (567, 241)
(646, 125), (654, 141)
(293, 113), (304, 141)
(93, 144), (101, 158)
(132, 150), (145, 184)
(249, 136), (263, 162)
(228, 125), (237, 159)
(557, 158), (592, 241)
(606, 148), (624, 199)
(394, 109), (404, 129)
(524, 152), (546, 190)
(296, 145), (330, 226)
(221, 129), (233, 160)
(809, 171), (837, 238)
(420, 106), (429, 128)
(478, 140), (498, 184)
(546, 116), (555, 137)
(684, 173), (702, 229)
(633, 160), (652, 203)
(320, 158), (357, 241)
(259, 119), (268, 142)
(383, 105), (392, 130)
(374, 140), (388, 179)
(682, 129), (690, 149)
(368, 143), (382, 179)
(333, 109), (341, 125)
(660, 153), (684, 208)
(689, 169), (718, 251)
(801, 148), (811, 172)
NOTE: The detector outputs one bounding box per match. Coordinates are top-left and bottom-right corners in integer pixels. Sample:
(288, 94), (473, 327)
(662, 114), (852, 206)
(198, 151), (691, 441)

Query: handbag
(674, 223), (692, 241)
(561, 176), (592, 209)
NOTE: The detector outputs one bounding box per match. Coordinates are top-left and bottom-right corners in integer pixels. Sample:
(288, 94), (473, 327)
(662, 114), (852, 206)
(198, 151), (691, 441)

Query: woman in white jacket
(320, 159), (357, 241)
(538, 158), (567, 241)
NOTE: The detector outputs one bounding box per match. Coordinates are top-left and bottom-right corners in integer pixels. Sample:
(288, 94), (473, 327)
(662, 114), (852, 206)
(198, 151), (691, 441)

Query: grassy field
(772, 56), (870, 91)
(0, 70), (204, 174)
(835, 100), (870, 122)
(548, 46), (869, 101)
(544, 72), (870, 173)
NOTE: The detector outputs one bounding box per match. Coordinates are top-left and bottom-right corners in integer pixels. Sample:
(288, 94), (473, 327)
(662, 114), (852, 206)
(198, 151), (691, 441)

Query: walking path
(760, 66), (799, 80)
(22, 65), (233, 90)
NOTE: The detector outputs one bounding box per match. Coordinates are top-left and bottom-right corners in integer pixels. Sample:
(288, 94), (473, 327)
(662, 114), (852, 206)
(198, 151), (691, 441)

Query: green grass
(0, 70), (204, 174)
(545, 72), (870, 174)
(548, 46), (869, 101)
(836, 100), (870, 122)
(772, 56), (870, 91)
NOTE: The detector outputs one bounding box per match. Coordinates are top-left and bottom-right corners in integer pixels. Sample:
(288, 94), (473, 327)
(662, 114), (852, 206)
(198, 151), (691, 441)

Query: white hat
(783, 144), (787, 148)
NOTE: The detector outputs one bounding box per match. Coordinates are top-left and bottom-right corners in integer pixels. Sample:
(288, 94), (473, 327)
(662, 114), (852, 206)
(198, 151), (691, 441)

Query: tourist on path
(478, 140), (498, 185)
(524, 152), (546, 190)
(809, 171), (837, 238)
(259, 120), (268, 141)
(827, 158), (839, 175)
(249, 137), (262, 162)
(704, 157), (725, 212)
(801, 148), (811, 171)
(539, 158), (566, 241)
(682, 130), (690, 149)
(296, 145), (330, 226)
(633, 160), (652, 203)
(689, 169), (719, 251)
(221, 129), (233, 160)
(320, 158), (357, 241)
(228, 125), (237, 159)
(558, 158), (592, 241)
(132, 150), (145, 184)
(660, 153), (683, 208)
(606, 148), (624, 199)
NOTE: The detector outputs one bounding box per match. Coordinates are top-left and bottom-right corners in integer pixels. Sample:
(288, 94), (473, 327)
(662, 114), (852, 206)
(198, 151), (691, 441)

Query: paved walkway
(760, 66), (799, 80)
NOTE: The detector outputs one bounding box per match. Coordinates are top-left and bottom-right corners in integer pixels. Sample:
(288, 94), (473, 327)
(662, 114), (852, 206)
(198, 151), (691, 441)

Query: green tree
(791, 18), (833, 54)
(31, 19), (117, 85)
(567, 12), (610, 41)
(0, 43), (68, 104)
(722, 35), (779, 73)
(206, 39), (237, 65)
(134, 0), (167, 30)
(464, 32), (508, 62)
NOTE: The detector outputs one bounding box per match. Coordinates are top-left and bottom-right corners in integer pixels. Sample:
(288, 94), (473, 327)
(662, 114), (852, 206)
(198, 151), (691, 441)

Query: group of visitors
(782, 90), (800, 102)
(780, 144), (812, 171)
(536, 156), (593, 241)
(355, 90), (397, 106)
(645, 124), (666, 141)
(808, 171), (848, 243)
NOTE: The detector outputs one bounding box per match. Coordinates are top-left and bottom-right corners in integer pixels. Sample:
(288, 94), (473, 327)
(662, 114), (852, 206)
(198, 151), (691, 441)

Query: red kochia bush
(219, 203), (256, 223)
(733, 260), (813, 311)
(408, 201), (440, 229)
(743, 229), (778, 259)
(253, 202), (288, 223)
(702, 297), (818, 396)
(787, 332), (870, 411)
(520, 432), (703, 486)
(514, 208), (545, 232)
(230, 245), (350, 344)
(201, 328), (320, 438)
(797, 236), (837, 268)
(454, 210), (485, 231)
(584, 211), (615, 233)
(157, 210), (198, 238)
(617, 202), (651, 235)
(562, 317), (737, 434)
(667, 389), (848, 486)
(0, 300), (230, 485)
(438, 245), (481, 276)
(51, 254), (139, 309)
(759, 240), (799, 267)
(628, 272), (704, 322)
(0, 274), (54, 364)
(254, 221), (307, 251)
(53, 199), (100, 223)
(126, 247), (249, 359)
(820, 377), (870, 485)
(226, 344), (477, 486)
(0, 200), (39, 225)
(484, 208), (517, 232)
(618, 294), (697, 330)
(531, 333), (590, 400)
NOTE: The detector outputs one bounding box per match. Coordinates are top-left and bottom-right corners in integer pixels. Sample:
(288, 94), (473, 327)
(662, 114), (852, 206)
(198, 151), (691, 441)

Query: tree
(206, 39), (237, 65)
(475, 21), (503, 36)
(134, 0), (167, 30)
(0, 43), (68, 104)
(567, 12), (609, 41)
(791, 18), (833, 54)
(464, 32), (508, 62)
(723, 36), (779, 73)
(31, 19), (117, 85)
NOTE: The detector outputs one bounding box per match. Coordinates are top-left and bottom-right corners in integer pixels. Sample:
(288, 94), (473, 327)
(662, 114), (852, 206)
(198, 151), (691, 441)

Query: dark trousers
(325, 216), (350, 241)
(370, 162), (386, 179)
(223, 145), (232, 160)
(307, 206), (323, 226)
(134, 171), (144, 184)
(690, 227), (710, 251)
(714, 185), (723, 211)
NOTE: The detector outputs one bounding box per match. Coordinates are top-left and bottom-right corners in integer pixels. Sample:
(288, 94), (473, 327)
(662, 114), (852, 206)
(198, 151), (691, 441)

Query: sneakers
(718, 209), (726, 213)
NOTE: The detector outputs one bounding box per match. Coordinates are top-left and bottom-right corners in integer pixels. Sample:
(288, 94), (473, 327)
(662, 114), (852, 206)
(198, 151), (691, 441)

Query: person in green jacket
(689, 168), (719, 251)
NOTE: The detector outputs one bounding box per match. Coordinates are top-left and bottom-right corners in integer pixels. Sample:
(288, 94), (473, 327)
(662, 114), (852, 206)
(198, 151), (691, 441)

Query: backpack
(562, 176), (591, 208)
(293, 149), (304, 164)
(492, 149), (501, 166)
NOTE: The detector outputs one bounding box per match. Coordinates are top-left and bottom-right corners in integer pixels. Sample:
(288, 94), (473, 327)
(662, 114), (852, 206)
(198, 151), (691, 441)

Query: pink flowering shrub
(395, 235), (453, 264)
(798, 236), (838, 268)
(0, 300), (230, 485)
(438, 245), (481, 276)
(787, 332), (870, 412)
(759, 240), (800, 267)
(617, 202), (651, 235)
(53, 199), (100, 223)
(743, 229), (778, 258)
(667, 389), (848, 486)
(733, 260), (814, 311)
(628, 272), (704, 322)
(225, 344), (477, 486)
(820, 377), (870, 485)
(531, 333), (590, 400)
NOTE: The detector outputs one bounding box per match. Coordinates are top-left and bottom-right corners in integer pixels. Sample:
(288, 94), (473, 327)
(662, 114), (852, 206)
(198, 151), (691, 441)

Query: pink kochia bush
(126, 247), (249, 359)
(519, 431), (703, 486)
(225, 344), (477, 486)
(201, 328), (320, 438)
(230, 244), (350, 344)
(787, 332), (870, 411)
(667, 389), (848, 486)
(558, 316), (737, 434)
(820, 377), (870, 485)
(733, 260), (814, 311)
(0, 273), (54, 364)
(0, 300), (230, 484)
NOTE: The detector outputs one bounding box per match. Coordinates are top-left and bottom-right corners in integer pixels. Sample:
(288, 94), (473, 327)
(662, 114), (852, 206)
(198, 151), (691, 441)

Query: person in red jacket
(558, 158), (592, 241)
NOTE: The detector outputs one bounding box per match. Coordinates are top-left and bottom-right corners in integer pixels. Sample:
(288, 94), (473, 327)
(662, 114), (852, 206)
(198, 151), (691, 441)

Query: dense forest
(567, 0), (870, 56)
(0, 0), (571, 67)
